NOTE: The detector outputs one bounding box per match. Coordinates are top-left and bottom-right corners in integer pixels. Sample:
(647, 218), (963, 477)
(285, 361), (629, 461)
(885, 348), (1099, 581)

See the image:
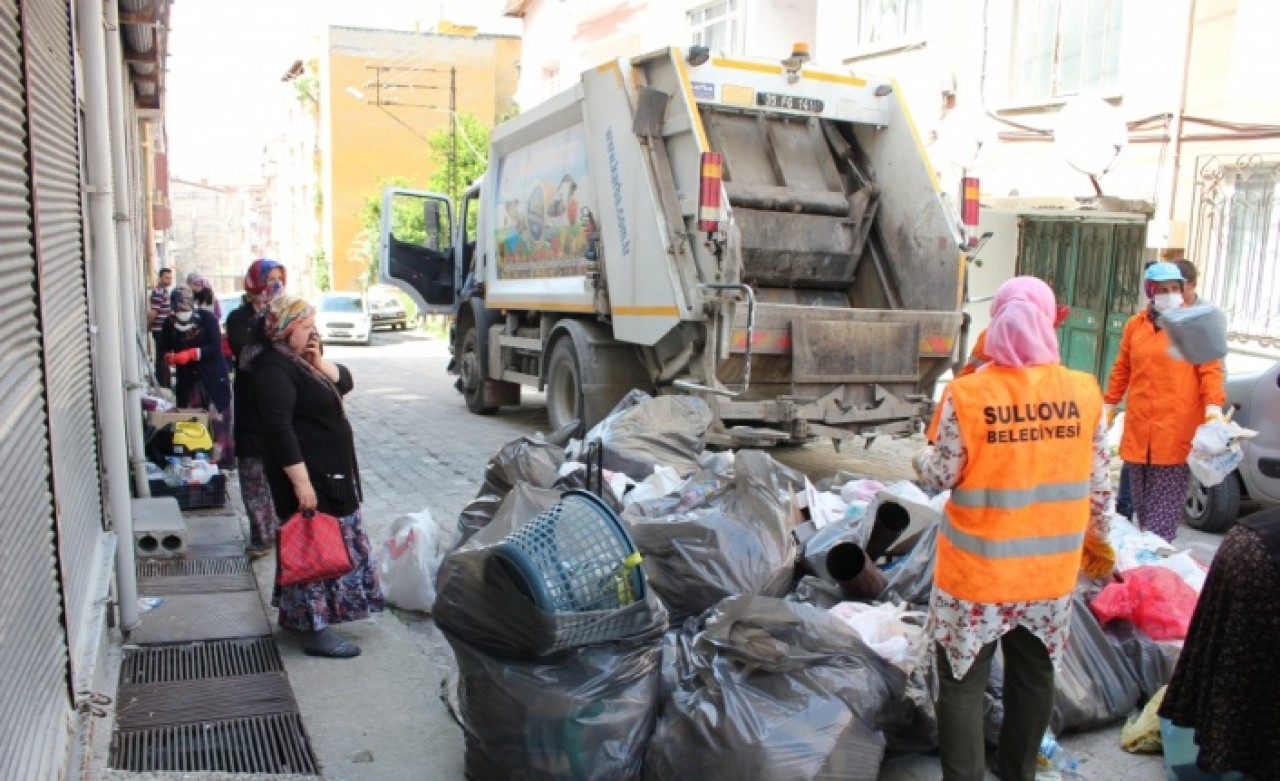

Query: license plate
(756, 92), (824, 113)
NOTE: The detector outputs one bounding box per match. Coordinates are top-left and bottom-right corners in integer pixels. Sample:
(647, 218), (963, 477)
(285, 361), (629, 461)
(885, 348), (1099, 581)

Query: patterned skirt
(237, 456), (277, 547)
(273, 508), (386, 632)
(1159, 519), (1280, 778)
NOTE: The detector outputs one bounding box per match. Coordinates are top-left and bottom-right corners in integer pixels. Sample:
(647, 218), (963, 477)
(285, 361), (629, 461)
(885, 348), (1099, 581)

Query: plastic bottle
(193, 453), (210, 484)
(1038, 731), (1080, 778)
(163, 457), (183, 488)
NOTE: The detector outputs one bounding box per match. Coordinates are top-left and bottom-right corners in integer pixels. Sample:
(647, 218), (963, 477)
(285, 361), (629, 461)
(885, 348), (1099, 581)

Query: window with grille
(1196, 164), (1280, 342)
(1011, 0), (1122, 104)
(689, 1), (742, 55)
(855, 0), (925, 49)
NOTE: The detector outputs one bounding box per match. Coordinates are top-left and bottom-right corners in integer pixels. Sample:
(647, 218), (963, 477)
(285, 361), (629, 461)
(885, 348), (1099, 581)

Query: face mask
(175, 311), (193, 322)
(1153, 293), (1183, 313)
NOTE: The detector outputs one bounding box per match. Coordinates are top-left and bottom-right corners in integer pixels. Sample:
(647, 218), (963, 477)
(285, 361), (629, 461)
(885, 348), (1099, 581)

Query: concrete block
(131, 497), (188, 558)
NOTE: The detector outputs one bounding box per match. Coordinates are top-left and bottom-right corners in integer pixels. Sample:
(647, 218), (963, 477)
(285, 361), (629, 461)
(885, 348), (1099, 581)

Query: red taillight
(699, 152), (724, 233)
(961, 176), (980, 248)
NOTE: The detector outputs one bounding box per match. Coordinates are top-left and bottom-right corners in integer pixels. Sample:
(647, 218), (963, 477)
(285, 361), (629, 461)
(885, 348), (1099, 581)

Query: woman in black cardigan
(248, 294), (384, 658)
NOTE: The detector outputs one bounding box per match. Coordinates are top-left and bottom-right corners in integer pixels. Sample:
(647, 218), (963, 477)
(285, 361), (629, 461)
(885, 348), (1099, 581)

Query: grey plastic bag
(1103, 620), (1177, 702)
(624, 450), (798, 621)
(1160, 303), (1228, 363)
(1052, 595), (1141, 733)
(577, 391), (714, 481)
(877, 524), (939, 606)
(457, 436), (566, 546)
(645, 596), (905, 781)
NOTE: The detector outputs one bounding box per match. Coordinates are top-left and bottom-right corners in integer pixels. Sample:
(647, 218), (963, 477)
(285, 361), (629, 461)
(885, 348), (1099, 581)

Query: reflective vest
(936, 364), (1103, 603)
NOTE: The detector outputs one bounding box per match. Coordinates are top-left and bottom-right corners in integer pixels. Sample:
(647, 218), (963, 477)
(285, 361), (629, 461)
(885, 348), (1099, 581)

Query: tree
(425, 112), (491, 205)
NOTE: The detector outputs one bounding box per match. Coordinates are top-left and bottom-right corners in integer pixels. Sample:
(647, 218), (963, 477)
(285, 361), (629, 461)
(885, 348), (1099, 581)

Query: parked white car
(371, 295), (409, 330)
(315, 292), (372, 345)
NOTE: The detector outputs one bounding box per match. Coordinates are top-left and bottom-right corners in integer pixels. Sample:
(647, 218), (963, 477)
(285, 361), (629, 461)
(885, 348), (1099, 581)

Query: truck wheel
(460, 327), (498, 415)
(1184, 472), (1241, 533)
(546, 338), (584, 435)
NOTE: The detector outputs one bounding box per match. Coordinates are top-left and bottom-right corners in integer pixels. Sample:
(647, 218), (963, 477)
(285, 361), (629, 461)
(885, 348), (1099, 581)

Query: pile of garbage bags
(431, 393), (1201, 779)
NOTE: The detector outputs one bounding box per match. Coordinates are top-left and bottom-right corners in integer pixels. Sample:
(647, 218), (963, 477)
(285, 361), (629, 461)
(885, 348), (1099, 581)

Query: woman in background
(227, 259), (285, 557)
(161, 287), (233, 468)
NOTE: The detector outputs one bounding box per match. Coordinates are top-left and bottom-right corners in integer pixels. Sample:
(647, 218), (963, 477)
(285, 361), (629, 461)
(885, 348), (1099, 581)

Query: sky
(164, 0), (519, 182)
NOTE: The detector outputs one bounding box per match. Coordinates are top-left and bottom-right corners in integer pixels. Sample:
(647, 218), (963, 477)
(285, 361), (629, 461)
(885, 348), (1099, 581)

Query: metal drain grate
(110, 713), (318, 774)
(138, 557), (250, 577)
(121, 638), (282, 685)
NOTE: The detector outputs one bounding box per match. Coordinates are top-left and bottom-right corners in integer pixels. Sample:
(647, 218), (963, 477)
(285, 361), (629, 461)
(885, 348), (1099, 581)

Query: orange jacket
(956, 329), (989, 379)
(1104, 311), (1225, 465)
(936, 364), (1103, 603)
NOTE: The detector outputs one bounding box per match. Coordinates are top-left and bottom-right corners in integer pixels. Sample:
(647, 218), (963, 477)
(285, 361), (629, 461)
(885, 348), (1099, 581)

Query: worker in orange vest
(926, 303), (1071, 442)
(914, 277), (1114, 781)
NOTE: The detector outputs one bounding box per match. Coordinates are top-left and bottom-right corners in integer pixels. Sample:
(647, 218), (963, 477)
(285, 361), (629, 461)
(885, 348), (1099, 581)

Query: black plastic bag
(1052, 594), (1141, 733)
(623, 450), (798, 621)
(1103, 620), (1177, 702)
(436, 483), (668, 659)
(645, 596), (905, 781)
(450, 635), (662, 781)
(877, 524), (939, 606)
(457, 436), (566, 546)
(575, 391), (714, 481)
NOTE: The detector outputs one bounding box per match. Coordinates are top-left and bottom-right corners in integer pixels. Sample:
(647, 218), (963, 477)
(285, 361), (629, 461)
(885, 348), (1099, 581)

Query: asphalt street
(252, 326), (1216, 781)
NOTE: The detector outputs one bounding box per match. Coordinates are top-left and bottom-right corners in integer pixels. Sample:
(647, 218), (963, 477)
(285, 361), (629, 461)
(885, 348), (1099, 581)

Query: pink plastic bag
(1090, 565), (1199, 641)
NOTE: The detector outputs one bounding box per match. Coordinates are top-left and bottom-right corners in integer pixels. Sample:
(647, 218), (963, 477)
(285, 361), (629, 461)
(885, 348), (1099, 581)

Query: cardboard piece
(147, 408), (209, 430)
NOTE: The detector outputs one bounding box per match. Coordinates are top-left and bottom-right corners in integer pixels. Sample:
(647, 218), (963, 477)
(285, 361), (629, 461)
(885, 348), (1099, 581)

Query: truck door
(379, 187), (456, 313)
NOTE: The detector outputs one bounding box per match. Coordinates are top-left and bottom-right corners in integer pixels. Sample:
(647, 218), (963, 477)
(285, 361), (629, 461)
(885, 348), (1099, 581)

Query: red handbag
(277, 510), (354, 586)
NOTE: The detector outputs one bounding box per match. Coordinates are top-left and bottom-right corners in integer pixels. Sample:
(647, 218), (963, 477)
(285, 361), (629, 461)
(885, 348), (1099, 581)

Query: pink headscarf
(984, 276), (1060, 368)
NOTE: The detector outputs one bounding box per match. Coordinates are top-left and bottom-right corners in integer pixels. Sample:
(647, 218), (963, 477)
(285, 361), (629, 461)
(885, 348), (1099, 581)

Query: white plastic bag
(1187, 418), (1256, 487)
(378, 510), (458, 613)
(828, 601), (925, 666)
(623, 464), (685, 507)
(1108, 514), (1176, 572)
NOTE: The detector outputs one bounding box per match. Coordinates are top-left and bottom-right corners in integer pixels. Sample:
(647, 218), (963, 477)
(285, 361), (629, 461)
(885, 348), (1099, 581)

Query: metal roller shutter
(0, 1), (71, 777)
(24, 0), (106, 680)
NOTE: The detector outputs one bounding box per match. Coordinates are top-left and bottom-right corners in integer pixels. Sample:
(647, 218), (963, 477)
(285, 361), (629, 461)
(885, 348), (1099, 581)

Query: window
(1192, 158), (1280, 343)
(689, 1), (742, 55)
(1012, 0), (1122, 104)
(855, 0), (925, 49)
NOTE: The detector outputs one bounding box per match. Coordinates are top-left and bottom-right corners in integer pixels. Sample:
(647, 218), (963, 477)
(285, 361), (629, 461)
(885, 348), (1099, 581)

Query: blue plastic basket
(492, 490), (645, 614)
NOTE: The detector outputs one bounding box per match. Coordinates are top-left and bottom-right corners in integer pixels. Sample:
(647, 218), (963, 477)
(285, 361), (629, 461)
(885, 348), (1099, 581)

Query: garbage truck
(380, 46), (966, 447)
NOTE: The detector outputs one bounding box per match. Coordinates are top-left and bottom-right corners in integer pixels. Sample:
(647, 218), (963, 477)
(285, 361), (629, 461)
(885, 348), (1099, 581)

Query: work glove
(170, 347), (200, 366)
(1081, 533), (1116, 580)
(1204, 404), (1225, 423)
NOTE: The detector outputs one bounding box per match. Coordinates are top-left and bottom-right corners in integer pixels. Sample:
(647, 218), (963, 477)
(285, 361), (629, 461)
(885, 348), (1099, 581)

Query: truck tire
(546, 338), (584, 435)
(460, 327), (498, 415)
(1184, 471), (1241, 533)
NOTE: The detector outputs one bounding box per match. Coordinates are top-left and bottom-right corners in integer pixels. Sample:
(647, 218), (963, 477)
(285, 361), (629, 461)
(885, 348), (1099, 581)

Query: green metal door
(1016, 218), (1147, 387)
(1100, 224), (1147, 389)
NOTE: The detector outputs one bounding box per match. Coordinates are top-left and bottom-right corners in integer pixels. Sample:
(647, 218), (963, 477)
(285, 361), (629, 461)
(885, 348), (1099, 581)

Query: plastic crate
(149, 474), (227, 510)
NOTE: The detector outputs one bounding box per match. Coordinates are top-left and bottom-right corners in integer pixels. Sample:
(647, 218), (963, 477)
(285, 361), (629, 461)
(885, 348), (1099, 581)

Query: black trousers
(936, 626), (1055, 781)
(151, 331), (170, 387)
